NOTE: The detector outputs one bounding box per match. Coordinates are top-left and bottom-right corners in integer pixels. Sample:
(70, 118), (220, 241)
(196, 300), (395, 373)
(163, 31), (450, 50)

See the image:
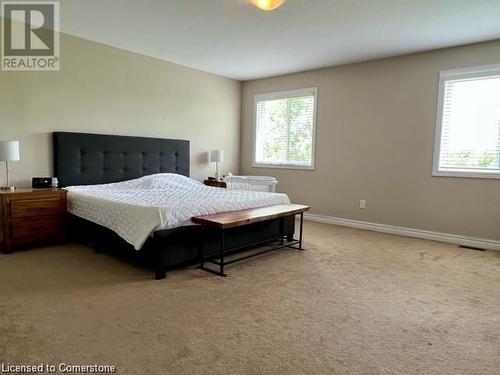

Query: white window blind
(254, 88), (317, 169)
(434, 65), (500, 179)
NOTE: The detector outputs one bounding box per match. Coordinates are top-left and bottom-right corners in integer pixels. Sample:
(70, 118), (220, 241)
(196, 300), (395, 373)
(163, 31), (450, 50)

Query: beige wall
(0, 31), (241, 185)
(241, 40), (500, 241)
(1, 23), (497, 241)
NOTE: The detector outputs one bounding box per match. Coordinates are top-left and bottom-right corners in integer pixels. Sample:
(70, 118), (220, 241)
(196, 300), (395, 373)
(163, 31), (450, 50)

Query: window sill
(432, 170), (500, 180)
(252, 163), (315, 171)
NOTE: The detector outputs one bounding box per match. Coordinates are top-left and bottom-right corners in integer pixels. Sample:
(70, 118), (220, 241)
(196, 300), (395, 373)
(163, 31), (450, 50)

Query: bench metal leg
(281, 213), (305, 251)
(280, 217), (284, 245)
(299, 212), (304, 250)
(219, 230), (226, 277)
(199, 238), (205, 268)
(198, 229), (227, 277)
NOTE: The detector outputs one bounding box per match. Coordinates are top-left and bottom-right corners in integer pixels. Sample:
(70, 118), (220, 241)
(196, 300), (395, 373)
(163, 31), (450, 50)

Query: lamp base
(0, 186), (15, 191)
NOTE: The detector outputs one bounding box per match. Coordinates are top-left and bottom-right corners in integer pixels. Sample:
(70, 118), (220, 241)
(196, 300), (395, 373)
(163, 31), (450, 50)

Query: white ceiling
(60, 0), (500, 81)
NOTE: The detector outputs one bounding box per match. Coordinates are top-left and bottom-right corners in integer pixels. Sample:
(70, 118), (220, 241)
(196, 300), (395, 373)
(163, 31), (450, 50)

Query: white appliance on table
(224, 175), (278, 192)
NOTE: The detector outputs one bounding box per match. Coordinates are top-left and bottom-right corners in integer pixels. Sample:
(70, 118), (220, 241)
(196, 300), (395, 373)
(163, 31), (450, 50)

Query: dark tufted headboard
(53, 132), (190, 187)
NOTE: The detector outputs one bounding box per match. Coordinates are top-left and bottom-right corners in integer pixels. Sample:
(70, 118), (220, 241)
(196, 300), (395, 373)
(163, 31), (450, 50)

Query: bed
(53, 132), (296, 279)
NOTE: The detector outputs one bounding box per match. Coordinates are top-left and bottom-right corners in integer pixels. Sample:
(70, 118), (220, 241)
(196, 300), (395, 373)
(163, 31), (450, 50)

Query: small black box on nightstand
(32, 177), (54, 188)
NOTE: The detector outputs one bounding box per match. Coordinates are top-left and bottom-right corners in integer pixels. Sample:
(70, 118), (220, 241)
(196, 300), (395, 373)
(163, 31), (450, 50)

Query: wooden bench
(192, 204), (310, 276)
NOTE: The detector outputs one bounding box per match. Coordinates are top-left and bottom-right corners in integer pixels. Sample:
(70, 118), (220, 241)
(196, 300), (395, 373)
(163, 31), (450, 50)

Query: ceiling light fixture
(251, 0), (286, 11)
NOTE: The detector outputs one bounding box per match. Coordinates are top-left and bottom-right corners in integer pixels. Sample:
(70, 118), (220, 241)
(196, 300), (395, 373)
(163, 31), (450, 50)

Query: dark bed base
(54, 132), (296, 279)
(68, 214), (296, 279)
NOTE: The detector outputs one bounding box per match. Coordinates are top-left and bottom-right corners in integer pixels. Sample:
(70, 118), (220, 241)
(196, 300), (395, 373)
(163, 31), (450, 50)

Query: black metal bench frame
(198, 212), (305, 277)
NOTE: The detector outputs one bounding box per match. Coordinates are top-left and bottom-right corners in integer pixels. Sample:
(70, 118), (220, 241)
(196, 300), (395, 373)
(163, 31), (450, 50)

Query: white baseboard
(302, 213), (500, 251)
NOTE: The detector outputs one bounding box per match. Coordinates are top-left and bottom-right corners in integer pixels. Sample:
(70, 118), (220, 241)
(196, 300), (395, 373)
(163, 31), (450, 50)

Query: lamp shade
(210, 149), (224, 163)
(0, 141), (20, 161)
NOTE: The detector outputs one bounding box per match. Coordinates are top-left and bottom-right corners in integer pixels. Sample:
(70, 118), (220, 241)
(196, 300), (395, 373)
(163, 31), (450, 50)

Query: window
(253, 88), (317, 169)
(433, 64), (500, 179)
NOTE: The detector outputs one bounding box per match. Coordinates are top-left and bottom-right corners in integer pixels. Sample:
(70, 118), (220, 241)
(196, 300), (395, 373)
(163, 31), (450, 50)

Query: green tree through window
(255, 88), (316, 168)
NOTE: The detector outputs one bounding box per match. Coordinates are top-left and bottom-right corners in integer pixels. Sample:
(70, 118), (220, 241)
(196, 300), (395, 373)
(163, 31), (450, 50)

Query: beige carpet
(1, 222), (499, 375)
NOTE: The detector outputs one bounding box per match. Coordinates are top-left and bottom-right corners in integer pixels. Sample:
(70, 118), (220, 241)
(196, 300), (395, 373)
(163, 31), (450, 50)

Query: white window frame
(252, 87), (318, 170)
(433, 64), (500, 180)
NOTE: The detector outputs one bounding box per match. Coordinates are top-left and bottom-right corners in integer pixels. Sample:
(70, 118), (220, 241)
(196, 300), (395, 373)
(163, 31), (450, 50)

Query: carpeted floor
(1, 222), (499, 375)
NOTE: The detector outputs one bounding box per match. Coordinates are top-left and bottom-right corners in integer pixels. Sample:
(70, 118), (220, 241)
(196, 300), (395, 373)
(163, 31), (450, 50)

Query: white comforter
(66, 173), (290, 250)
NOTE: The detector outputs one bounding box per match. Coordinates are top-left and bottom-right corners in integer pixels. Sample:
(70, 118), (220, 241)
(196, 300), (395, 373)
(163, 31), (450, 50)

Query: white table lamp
(0, 140), (21, 190)
(210, 149), (224, 181)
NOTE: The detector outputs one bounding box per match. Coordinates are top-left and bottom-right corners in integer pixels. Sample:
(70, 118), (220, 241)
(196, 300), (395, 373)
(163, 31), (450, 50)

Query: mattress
(65, 173), (290, 250)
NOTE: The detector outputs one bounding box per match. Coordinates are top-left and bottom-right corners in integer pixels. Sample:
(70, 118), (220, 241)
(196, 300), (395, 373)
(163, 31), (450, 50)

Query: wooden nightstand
(204, 179), (227, 188)
(0, 188), (67, 253)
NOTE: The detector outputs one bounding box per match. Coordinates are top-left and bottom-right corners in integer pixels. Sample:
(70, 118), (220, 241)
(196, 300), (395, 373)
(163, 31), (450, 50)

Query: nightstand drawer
(10, 217), (63, 244)
(10, 197), (63, 218)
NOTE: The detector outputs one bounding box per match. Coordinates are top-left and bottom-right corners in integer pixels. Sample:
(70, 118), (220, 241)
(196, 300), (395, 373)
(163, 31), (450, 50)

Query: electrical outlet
(359, 200), (366, 209)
